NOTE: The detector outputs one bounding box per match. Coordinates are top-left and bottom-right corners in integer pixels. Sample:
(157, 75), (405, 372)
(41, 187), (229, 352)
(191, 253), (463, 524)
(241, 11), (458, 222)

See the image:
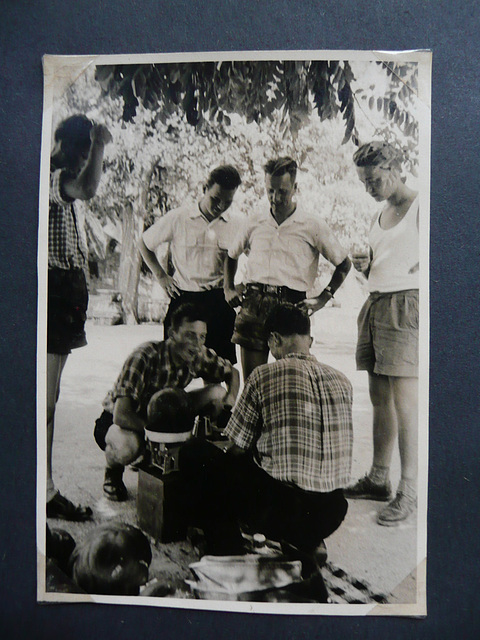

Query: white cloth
(228, 205), (333, 291)
(368, 196), (419, 293)
(143, 202), (243, 291)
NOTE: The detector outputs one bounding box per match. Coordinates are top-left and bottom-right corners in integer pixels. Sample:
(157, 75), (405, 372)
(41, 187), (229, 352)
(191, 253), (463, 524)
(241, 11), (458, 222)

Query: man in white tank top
(344, 142), (419, 527)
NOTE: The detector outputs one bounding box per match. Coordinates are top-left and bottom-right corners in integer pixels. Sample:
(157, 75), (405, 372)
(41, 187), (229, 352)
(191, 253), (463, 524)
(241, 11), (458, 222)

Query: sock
(397, 478), (416, 501)
(368, 465), (390, 485)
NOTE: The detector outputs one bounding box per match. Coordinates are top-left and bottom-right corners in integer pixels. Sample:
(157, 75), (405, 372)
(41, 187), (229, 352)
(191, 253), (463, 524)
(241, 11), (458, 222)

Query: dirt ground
(43, 298), (421, 605)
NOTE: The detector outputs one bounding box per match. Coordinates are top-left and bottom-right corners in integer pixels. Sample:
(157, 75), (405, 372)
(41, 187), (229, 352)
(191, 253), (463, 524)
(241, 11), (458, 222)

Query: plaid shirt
(225, 353), (353, 492)
(103, 339), (233, 418)
(49, 169), (88, 269)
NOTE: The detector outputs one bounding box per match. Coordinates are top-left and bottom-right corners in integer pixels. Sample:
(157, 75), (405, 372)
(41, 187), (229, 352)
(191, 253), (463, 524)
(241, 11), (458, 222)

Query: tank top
(368, 196), (419, 293)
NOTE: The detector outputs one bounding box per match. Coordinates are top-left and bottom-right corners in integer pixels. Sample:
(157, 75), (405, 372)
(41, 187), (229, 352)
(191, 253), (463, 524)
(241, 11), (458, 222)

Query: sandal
(103, 466), (128, 502)
(47, 492), (93, 522)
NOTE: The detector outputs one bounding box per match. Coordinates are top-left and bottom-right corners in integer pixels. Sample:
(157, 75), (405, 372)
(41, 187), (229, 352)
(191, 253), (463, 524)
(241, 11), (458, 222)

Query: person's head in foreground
(70, 523), (152, 595)
(353, 141), (405, 202)
(265, 303), (312, 360)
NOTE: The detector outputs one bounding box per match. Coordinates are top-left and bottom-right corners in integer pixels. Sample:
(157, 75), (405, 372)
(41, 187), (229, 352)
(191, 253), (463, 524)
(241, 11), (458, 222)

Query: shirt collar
(284, 352), (317, 361)
(189, 205), (230, 223)
(265, 204), (301, 226)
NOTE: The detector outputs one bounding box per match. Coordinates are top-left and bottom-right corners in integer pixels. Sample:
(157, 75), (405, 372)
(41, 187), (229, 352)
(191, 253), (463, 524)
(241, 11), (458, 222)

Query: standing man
(178, 303), (353, 571)
(224, 157), (351, 379)
(47, 115), (112, 520)
(94, 303), (240, 501)
(139, 165), (242, 363)
(345, 141), (419, 526)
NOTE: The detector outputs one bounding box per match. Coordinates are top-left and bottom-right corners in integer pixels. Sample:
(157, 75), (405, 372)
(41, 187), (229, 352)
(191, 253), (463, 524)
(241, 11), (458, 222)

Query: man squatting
(178, 303), (353, 573)
(94, 303), (240, 501)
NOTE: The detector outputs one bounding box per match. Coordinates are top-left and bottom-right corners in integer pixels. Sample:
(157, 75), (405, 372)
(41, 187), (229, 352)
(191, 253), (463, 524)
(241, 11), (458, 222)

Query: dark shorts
(232, 284), (306, 352)
(47, 267), (89, 355)
(356, 289), (419, 377)
(163, 288), (237, 363)
(93, 410), (114, 451)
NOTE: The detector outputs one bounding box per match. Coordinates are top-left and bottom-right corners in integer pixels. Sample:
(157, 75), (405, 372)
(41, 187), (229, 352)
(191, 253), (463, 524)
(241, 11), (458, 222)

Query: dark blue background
(1, 1), (479, 638)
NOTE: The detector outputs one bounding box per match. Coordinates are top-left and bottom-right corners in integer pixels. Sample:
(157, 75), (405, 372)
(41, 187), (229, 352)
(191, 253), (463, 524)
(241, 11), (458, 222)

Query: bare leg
(391, 376), (418, 492)
(46, 353), (92, 519)
(240, 347), (269, 380)
(46, 352), (68, 499)
(369, 373), (397, 470)
(376, 376), (418, 525)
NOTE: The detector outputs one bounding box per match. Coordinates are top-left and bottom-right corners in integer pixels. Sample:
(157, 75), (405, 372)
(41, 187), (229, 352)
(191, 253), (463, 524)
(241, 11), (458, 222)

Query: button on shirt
(103, 339), (233, 418)
(143, 203), (242, 291)
(225, 353), (353, 493)
(228, 205), (329, 291)
(49, 169), (88, 270)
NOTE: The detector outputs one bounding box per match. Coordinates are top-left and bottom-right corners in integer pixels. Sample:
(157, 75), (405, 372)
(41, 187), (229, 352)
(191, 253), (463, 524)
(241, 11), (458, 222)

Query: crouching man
(179, 303), (353, 570)
(94, 303), (240, 501)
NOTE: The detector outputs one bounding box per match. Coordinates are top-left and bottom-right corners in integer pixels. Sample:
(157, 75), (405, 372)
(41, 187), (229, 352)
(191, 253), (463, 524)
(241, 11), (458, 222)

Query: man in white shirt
(224, 157), (351, 379)
(139, 165), (242, 363)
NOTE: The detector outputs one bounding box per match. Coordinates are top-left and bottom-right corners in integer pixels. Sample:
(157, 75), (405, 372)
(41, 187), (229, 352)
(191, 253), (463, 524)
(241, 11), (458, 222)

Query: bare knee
(188, 384), (226, 414)
(368, 374), (392, 407)
(105, 424), (144, 466)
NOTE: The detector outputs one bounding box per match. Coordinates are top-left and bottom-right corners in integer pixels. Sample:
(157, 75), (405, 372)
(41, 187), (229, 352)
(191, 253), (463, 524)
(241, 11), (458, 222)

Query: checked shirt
(49, 169), (88, 270)
(103, 340), (232, 418)
(225, 353), (353, 493)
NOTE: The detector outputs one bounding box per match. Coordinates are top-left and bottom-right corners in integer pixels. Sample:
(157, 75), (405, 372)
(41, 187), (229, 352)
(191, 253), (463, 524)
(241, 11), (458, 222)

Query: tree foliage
(95, 60), (359, 143)
(52, 59), (420, 322)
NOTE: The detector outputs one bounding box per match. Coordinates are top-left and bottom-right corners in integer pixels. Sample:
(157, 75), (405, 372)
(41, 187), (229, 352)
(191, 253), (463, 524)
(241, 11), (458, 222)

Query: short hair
(70, 523), (151, 596)
(205, 165), (242, 190)
(353, 141), (403, 172)
(52, 114), (94, 171)
(264, 303), (310, 337)
(264, 157), (297, 183)
(170, 303), (208, 331)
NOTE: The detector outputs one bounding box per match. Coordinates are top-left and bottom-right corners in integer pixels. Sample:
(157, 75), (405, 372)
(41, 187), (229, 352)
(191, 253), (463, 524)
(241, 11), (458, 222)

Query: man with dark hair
(225, 156), (351, 379)
(139, 164), (242, 363)
(178, 303), (353, 570)
(94, 303), (240, 501)
(47, 114), (112, 521)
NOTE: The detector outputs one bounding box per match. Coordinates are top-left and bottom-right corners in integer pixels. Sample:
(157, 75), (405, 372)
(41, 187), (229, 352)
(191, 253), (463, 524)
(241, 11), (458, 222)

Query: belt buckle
(264, 285), (279, 295)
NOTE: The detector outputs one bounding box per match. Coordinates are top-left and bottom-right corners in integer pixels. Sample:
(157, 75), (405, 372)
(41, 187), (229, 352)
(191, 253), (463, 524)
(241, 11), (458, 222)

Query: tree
(94, 60), (359, 143)
(52, 59), (420, 322)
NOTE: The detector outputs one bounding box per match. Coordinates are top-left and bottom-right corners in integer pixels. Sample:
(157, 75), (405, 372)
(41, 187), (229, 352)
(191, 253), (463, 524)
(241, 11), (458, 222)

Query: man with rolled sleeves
(139, 165), (242, 363)
(224, 157), (351, 379)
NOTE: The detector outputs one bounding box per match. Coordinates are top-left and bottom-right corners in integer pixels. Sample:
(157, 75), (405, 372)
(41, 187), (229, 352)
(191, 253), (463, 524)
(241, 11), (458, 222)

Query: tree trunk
(116, 162), (158, 324)
(116, 201), (141, 324)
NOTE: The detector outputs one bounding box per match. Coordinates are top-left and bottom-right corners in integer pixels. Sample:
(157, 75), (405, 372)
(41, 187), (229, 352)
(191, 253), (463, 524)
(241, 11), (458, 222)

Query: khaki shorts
(232, 284), (306, 352)
(356, 289), (419, 377)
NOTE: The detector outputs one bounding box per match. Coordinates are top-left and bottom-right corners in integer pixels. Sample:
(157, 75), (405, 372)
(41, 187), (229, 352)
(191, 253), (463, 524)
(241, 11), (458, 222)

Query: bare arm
(298, 256), (352, 315)
(62, 124), (112, 201)
(297, 220), (351, 315)
(224, 255), (242, 308)
(113, 397), (146, 434)
(223, 366), (240, 409)
(138, 236), (180, 298)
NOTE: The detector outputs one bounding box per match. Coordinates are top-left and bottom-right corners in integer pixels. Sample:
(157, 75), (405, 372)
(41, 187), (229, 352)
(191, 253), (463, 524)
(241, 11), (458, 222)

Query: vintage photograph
(37, 50), (431, 614)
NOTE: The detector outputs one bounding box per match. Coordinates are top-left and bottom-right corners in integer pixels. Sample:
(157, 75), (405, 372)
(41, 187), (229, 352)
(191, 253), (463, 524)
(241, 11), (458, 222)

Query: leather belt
(246, 283), (304, 299)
